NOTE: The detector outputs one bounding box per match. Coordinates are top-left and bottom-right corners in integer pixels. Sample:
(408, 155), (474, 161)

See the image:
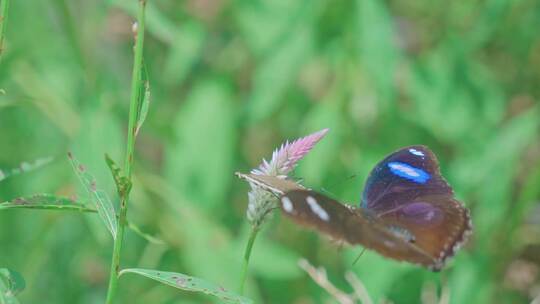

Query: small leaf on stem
(105, 154), (131, 197)
(127, 221), (165, 245)
(135, 79), (151, 137)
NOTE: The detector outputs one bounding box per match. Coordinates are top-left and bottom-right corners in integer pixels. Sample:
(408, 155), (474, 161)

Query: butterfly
(236, 145), (472, 271)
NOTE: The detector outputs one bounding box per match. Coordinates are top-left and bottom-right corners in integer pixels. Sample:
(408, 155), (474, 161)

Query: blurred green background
(1, 0), (540, 303)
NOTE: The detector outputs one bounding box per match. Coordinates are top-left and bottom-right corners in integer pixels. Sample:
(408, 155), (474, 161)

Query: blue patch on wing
(387, 162), (430, 184)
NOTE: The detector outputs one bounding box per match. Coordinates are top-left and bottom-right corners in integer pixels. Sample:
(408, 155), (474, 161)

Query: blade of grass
(119, 268), (252, 304)
(68, 152), (118, 239)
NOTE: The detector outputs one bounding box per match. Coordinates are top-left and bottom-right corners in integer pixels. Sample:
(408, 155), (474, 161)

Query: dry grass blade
(345, 271), (373, 304)
(421, 281), (450, 304)
(298, 259), (356, 304)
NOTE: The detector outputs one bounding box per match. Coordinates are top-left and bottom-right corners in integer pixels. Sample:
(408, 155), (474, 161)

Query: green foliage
(0, 0), (539, 303)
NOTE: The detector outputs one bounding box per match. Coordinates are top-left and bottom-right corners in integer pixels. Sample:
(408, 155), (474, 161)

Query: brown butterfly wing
(280, 190), (437, 267)
(375, 195), (472, 270)
(360, 146), (473, 270)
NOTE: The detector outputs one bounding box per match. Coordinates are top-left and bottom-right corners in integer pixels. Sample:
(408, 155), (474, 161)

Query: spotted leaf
(119, 268), (252, 304)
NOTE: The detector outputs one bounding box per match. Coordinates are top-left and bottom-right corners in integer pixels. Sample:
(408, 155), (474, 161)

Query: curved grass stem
(105, 1), (146, 303)
(238, 226), (259, 295)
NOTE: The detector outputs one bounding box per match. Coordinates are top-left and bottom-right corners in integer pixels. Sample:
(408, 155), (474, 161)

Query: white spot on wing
(281, 197), (294, 213)
(383, 240), (395, 248)
(306, 196), (330, 221)
(425, 210), (435, 221)
(409, 148), (425, 157)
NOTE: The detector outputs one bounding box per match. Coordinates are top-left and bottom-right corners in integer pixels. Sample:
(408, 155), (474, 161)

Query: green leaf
(0, 268), (25, 304)
(0, 194), (95, 212)
(119, 268), (252, 304)
(126, 221), (165, 245)
(135, 80), (150, 137)
(0, 156), (53, 183)
(68, 152), (118, 239)
(105, 154), (131, 197)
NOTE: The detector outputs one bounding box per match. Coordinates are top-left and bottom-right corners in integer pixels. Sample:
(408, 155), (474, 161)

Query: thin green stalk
(238, 226), (259, 295)
(105, 1), (146, 303)
(0, 0), (10, 60)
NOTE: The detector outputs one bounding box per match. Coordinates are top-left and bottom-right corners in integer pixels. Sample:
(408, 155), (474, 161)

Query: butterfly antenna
(320, 174), (359, 198)
(320, 187), (338, 198)
(352, 248), (367, 266)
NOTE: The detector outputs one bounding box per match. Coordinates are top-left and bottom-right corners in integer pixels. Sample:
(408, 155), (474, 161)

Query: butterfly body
(237, 145), (472, 271)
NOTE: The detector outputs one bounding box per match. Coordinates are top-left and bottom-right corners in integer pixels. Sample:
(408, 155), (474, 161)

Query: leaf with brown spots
(119, 268), (252, 304)
(0, 194), (95, 212)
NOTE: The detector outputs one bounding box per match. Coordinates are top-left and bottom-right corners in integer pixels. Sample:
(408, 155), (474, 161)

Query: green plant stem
(0, 0), (10, 60)
(238, 226), (259, 295)
(105, 1), (146, 303)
